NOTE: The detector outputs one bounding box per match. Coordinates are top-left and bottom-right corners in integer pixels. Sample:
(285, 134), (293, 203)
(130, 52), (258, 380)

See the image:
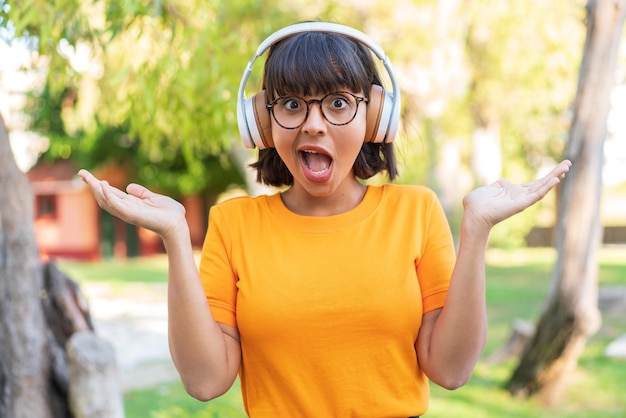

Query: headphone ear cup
(365, 84), (383, 143)
(252, 91), (274, 149)
(243, 90), (274, 149)
(365, 84), (394, 143)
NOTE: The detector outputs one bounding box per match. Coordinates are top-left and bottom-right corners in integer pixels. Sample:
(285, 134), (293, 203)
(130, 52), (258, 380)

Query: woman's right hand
(78, 169), (187, 240)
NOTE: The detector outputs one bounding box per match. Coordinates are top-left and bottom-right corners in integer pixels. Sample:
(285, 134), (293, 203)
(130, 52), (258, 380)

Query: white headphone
(236, 21), (401, 149)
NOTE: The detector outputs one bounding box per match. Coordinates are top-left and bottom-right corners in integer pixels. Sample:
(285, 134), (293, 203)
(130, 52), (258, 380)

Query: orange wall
(182, 195), (208, 248)
(32, 175), (211, 260)
(35, 188), (100, 260)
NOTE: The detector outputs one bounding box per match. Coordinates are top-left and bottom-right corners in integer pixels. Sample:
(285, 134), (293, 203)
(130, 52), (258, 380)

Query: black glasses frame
(266, 91), (368, 130)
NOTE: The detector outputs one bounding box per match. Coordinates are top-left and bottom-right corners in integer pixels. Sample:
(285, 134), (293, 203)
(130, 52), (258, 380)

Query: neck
(281, 180), (367, 216)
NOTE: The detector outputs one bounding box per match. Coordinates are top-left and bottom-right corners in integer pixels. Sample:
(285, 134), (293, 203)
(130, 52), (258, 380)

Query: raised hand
(462, 160), (572, 230)
(78, 169), (187, 239)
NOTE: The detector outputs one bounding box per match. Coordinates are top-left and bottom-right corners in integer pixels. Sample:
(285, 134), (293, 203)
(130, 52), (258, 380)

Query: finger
(97, 181), (141, 224)
(126, 183), (156, 200)
(78, 169), (102, 190)
(528, 163), (570, 198)
(77, 168), (91, 181)
(77, 168), (94, 180)
(530, 160), (571, 189)
(552, 160), (572, 178)
(100, 180), (133, 204)
(491, 178), (510, 188)
(533, 177), (561, 198)
(78, 170), (110, 208)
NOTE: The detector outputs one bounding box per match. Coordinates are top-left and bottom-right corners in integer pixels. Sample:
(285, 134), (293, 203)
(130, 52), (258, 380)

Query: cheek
(271, 126), (297, 163)
(341, 116), (368, 152)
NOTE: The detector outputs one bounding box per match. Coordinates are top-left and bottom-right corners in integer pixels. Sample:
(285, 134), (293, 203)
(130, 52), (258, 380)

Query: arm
(416, 160), (571, 389)
(78, 170), (240, 400)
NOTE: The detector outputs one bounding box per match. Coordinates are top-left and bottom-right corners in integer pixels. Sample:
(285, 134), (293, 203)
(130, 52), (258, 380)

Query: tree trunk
(67, 332), (124, 418)
(0, 115), (115, 417)
(41, 262), (95, 417)
(0, 115), (51, 417)
(507, 0), (626, 404)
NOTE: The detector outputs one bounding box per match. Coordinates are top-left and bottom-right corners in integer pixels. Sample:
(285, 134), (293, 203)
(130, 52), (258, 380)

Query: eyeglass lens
(268, 92), (365, 129)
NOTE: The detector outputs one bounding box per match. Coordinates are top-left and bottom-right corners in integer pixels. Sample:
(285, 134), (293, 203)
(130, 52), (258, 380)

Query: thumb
(126, 183), (155, 199)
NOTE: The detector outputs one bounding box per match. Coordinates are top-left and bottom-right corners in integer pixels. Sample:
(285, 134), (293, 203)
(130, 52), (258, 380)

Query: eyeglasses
(266, 91), (368, 130)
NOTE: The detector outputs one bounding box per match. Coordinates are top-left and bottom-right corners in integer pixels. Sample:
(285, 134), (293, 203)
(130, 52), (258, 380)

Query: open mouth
(300, 150), (333, 175)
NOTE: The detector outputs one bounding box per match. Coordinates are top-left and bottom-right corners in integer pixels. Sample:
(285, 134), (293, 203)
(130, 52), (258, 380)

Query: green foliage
(0, 0), (95, 94)
(462, 0), (585, 167)
(4, 0), (623, 213)
(487, 204), (546, 249)
(5, 0), (343, 196)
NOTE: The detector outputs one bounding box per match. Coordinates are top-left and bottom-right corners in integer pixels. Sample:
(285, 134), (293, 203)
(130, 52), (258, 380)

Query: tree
(507, 0), (626, 404)
(0, 114), (50, 418)
(1, 116), (117, 417)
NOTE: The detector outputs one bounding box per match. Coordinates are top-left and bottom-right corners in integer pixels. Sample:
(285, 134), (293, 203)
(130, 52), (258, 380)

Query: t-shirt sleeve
(416, 191), (456, 314)
(198, 206), (238, 328)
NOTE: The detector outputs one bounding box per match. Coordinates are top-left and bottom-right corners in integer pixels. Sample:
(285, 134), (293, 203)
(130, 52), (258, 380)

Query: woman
(79, 22), (571, 417)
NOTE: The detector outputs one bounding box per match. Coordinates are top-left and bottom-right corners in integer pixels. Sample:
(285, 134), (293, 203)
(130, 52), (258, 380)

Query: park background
(1, 0), (625, 417)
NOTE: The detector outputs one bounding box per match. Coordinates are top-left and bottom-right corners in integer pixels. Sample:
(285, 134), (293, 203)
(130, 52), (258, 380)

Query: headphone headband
(237, 22), (401, 149)
(254, 22), (387, 61)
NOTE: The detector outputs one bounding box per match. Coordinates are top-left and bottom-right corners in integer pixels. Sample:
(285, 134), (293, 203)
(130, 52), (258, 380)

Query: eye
(324, 93), (354, 112)
(281, 98), (303, 111)
(328, 96), (350, 110)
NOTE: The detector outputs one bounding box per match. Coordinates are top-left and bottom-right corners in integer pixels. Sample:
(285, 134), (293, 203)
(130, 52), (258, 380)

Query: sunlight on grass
(124, 379), (247, 418)
(432, 246), (626, 418)
(596, 246), (626, 285)
(57, 255), (169, 284)
(486, 246), (558, 267)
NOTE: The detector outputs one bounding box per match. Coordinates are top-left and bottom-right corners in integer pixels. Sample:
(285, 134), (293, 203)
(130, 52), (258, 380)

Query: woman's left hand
(462, 160), (572, 230)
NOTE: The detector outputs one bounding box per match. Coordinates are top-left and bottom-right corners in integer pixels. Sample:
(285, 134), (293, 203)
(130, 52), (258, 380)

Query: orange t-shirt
(199, 184), (456, 417)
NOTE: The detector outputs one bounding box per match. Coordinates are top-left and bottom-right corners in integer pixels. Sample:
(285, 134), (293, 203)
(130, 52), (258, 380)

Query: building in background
(26, 159), (101, 260)
(1, 37), (208, 260)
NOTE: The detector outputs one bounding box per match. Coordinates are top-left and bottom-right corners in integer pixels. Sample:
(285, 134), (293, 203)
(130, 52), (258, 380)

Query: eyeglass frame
(265, 91), (369, 130)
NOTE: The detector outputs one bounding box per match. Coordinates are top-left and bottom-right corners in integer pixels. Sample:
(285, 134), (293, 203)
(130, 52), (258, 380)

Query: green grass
(59, 255), (170, 284)
(426, 246), (626, 418)
(57, 246), (626, 417)
(123, 379), (247, 418)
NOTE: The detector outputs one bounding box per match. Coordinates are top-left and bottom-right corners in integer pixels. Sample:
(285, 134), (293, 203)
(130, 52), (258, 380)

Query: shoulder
(209, 193), (277, 223)
(213, 193), (267, 208)
(212, 193), (273, 212)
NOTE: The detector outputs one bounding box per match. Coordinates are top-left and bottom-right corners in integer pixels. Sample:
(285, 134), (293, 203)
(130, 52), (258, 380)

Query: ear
(251, 90), (275, 149)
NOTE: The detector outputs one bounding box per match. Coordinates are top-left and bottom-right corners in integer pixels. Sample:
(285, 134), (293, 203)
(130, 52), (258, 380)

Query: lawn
(58, 246), (626, 418)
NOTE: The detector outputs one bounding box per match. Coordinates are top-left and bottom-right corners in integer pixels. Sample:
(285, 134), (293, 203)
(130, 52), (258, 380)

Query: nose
(301, 101), (327, 135)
